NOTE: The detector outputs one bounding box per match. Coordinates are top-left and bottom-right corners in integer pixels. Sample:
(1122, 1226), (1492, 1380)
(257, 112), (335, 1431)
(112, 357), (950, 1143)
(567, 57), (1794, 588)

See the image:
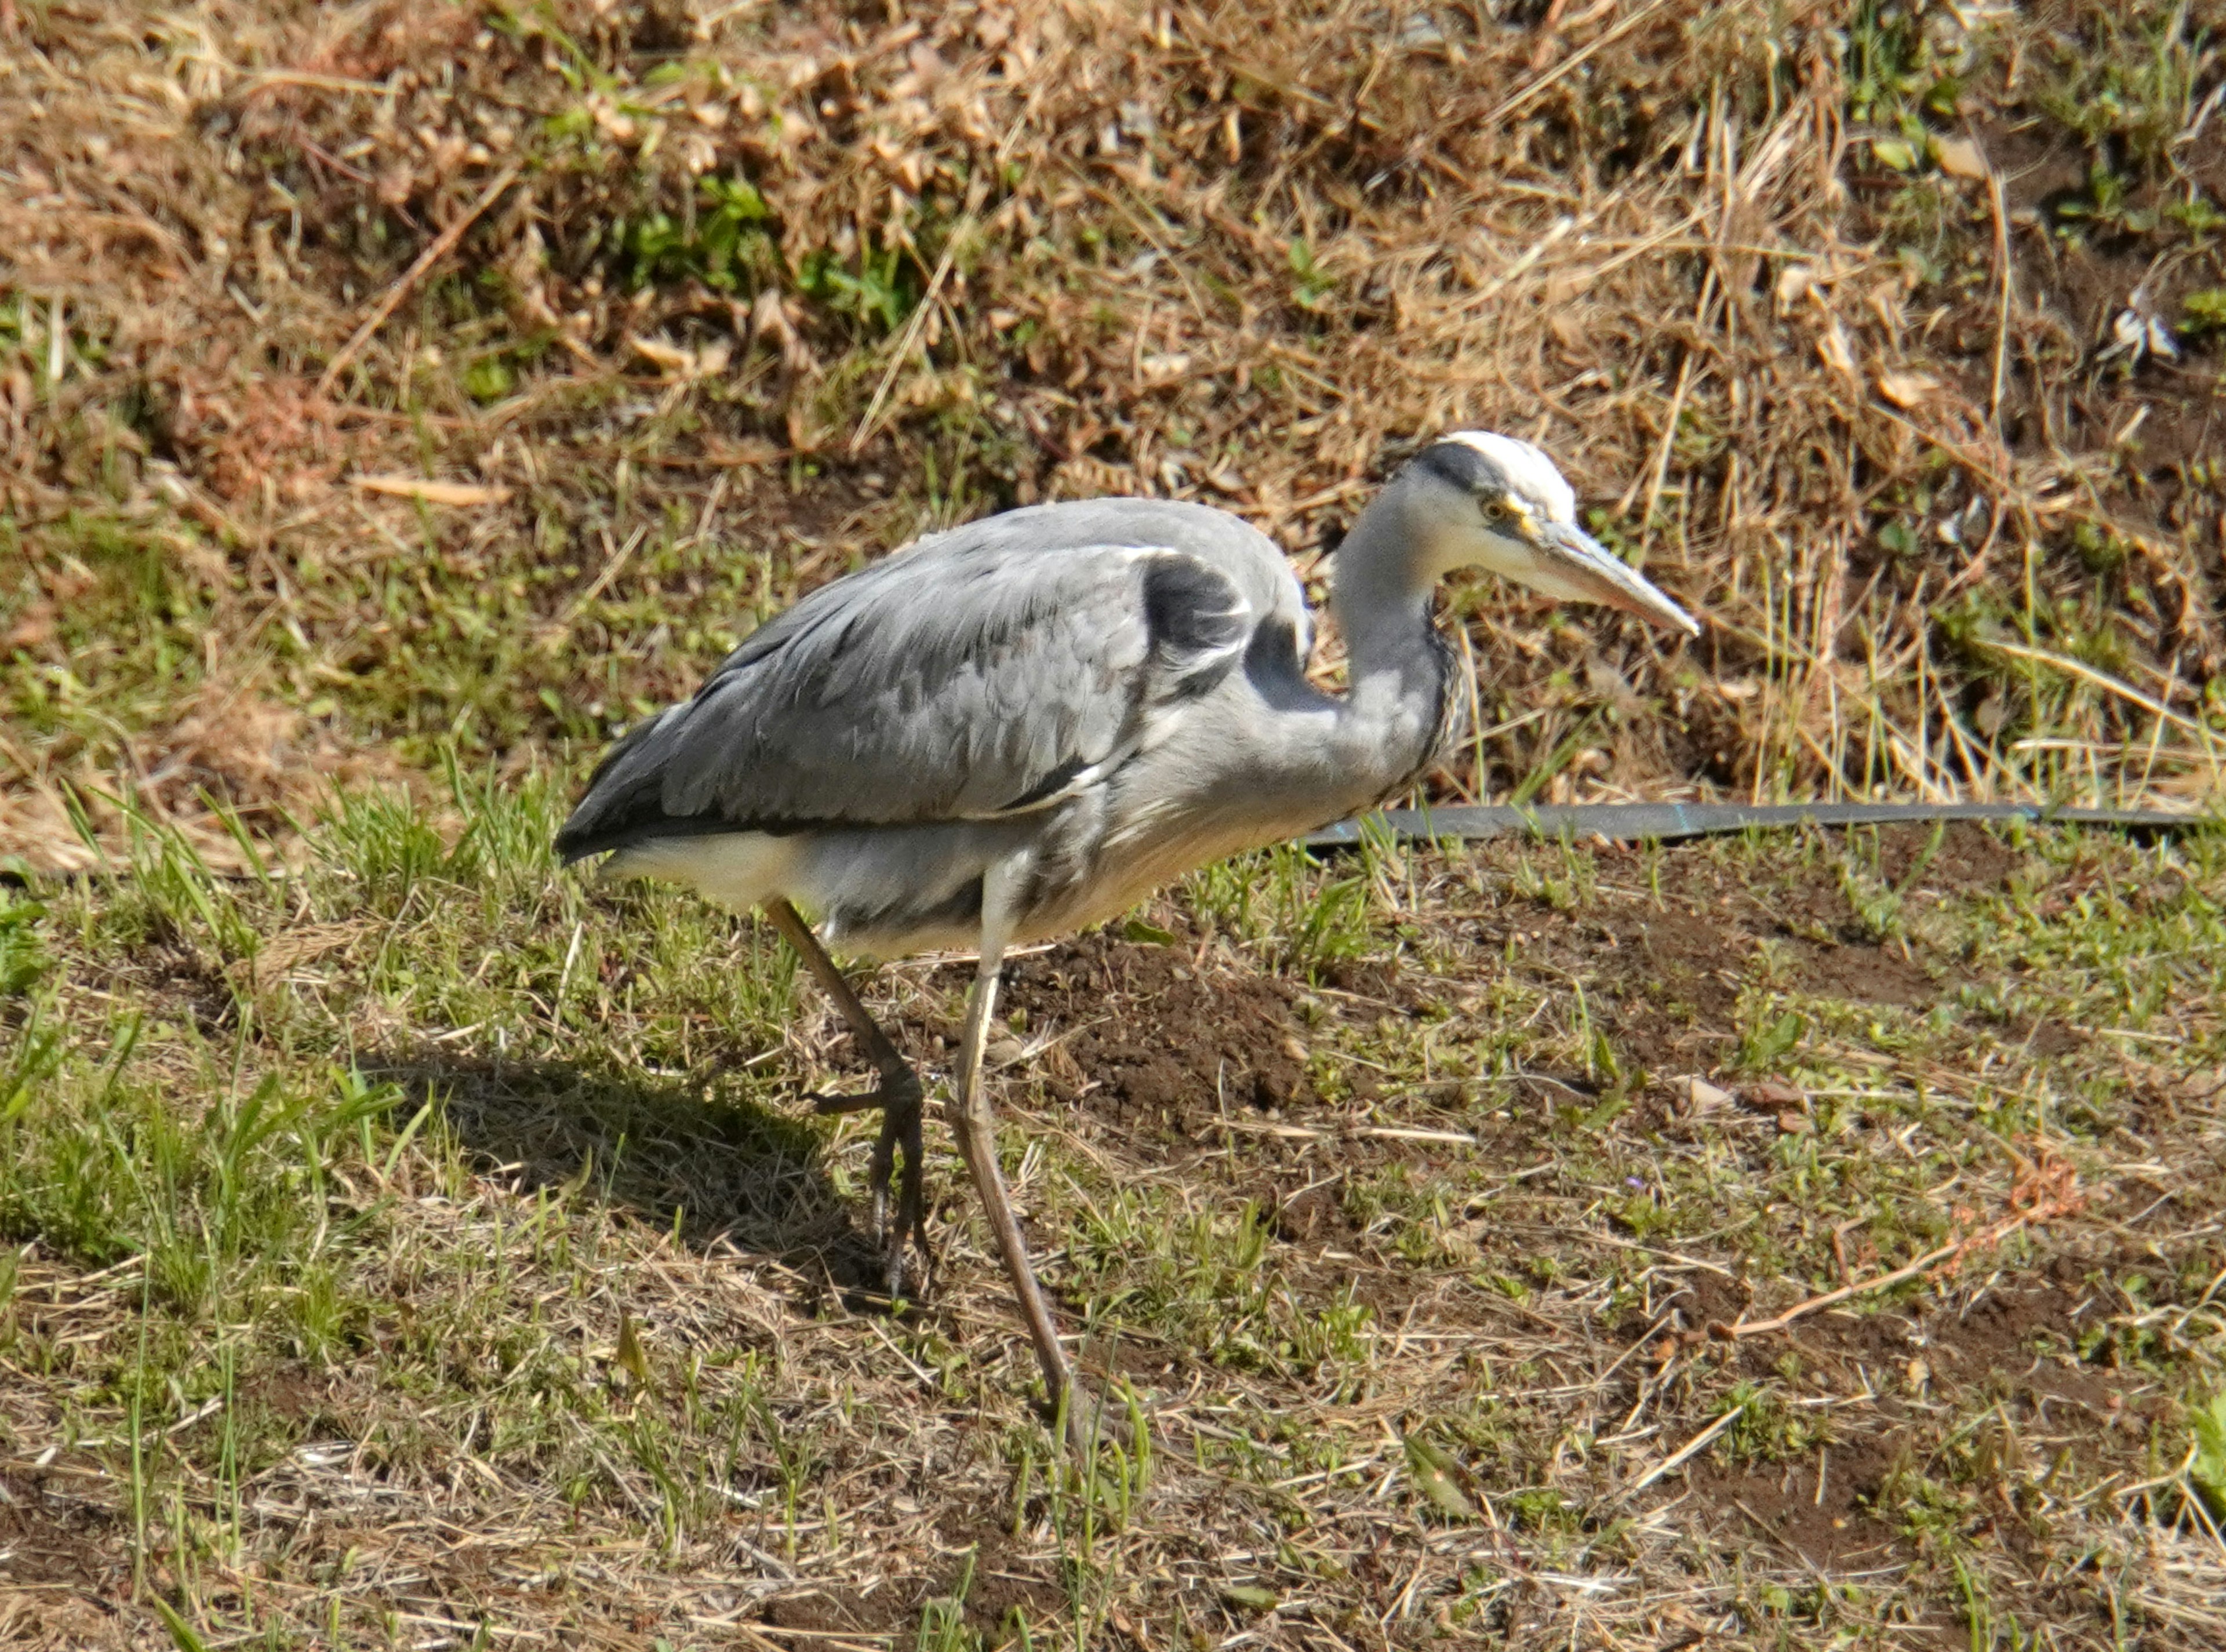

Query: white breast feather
(605, 832), (802, 913)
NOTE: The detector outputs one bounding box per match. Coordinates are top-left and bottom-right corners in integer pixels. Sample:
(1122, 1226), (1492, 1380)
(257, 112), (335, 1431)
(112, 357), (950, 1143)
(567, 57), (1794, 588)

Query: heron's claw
(874, 1090), (932, 1302)
(806, 1068), (933, 1302)
(1059, 1380), (1135, 1458)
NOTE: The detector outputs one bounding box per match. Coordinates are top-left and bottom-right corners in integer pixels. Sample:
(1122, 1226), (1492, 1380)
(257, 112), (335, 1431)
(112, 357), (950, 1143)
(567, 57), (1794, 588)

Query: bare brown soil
(1002, 932), (1315, 1122)
(0, 1471), (117, 1595)
(971, 824), (2014, 1112)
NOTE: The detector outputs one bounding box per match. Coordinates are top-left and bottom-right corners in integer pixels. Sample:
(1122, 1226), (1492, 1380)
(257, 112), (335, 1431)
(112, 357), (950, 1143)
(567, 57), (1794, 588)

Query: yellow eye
(1482, 498), (1509, 521)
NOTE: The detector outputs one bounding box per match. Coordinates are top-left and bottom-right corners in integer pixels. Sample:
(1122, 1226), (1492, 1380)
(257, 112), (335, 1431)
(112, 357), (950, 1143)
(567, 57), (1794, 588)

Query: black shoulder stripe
(1142, 555), (1248, 659)
(1245, 616), (1302, 676)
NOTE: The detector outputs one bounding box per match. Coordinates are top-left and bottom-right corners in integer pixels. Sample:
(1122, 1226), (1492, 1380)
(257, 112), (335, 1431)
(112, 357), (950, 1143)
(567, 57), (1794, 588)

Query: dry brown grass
(3, 5), (2226, 1647)
(1, 0), (2223, 873)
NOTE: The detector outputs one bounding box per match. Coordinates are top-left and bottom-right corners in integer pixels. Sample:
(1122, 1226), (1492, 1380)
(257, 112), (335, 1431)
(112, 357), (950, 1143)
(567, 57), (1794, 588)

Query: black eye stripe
(1416, 440), (1504, 496)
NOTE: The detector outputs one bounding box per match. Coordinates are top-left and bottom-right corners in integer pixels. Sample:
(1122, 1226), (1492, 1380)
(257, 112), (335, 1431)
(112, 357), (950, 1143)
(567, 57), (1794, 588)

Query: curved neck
(1324, 478), (1457, 799)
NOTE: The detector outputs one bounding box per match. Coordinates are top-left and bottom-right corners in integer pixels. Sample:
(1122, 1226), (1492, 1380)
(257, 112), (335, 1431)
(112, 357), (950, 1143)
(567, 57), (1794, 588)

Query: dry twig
(1712, 1149), (2085, 1341)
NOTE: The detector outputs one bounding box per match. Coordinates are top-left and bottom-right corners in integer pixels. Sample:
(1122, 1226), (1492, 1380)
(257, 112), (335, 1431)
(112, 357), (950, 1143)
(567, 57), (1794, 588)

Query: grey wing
(553, 536), (1260, 861)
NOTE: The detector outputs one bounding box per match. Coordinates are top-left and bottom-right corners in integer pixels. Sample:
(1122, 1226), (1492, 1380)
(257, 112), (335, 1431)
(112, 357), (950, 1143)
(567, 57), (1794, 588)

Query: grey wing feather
(555, 501), (1283, 860)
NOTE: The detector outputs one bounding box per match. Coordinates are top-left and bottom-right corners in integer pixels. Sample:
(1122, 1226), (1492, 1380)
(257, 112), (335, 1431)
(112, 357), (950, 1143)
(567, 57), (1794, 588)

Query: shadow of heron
(357, 1045), (896, 1301)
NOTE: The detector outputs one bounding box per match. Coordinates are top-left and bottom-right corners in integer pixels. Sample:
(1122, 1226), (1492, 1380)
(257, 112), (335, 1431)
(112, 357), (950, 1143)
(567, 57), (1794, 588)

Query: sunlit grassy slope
(0, 779), (2220, 1648)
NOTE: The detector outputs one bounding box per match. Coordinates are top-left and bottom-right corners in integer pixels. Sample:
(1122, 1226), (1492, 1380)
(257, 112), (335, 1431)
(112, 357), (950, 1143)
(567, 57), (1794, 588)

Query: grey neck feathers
(1326, 476), (1457, 798)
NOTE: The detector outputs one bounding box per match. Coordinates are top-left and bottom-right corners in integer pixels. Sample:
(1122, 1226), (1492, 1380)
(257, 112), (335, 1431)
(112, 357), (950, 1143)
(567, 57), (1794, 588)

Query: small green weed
(626, 175), (775, 293)
(2183, 288), (2226, 338)
(796, 239), (919, 334)
(1180, 843), (1376, 977)
(0, 891), (48, 995)
(1286, 239), (1336, 312)
(2188, 1389), (2226, 1520)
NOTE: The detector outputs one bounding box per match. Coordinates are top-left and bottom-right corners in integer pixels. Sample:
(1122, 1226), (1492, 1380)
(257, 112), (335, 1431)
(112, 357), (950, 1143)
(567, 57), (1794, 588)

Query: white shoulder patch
(1441, 430), (1578, 524)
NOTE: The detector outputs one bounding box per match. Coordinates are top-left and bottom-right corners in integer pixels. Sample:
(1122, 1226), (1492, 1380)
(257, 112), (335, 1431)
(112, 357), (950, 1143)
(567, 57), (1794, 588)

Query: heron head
(1405, 431), (1700, 636)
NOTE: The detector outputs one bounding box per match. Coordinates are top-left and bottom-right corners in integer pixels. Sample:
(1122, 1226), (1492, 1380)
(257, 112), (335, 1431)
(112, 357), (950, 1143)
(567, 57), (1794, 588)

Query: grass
(0, 779), (2220, 1646)
(0, 0), (2222, 1645)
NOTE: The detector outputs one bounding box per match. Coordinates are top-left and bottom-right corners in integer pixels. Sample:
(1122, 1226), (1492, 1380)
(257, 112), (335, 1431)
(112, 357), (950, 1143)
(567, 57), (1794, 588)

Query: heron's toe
(1059, 1380), (1140, 1456)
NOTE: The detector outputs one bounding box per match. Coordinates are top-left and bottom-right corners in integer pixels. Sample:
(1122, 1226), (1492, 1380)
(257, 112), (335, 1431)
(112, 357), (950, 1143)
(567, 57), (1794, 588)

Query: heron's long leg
(762, 898), (928, 1297)
(945, 911), (1084, 1447)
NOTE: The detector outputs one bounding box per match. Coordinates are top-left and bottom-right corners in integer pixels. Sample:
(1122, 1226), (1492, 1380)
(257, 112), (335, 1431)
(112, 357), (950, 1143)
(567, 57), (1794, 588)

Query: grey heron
(554, 431), (1698, 1423)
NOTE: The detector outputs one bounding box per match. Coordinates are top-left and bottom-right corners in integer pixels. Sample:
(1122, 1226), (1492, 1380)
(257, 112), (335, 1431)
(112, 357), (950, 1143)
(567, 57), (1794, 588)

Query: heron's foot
(806, 1075), (913, 1117)
(871, 1083), (932, 1301)
(1054, 1379), (1134, 1458)
(807, 1067), (932, 1302)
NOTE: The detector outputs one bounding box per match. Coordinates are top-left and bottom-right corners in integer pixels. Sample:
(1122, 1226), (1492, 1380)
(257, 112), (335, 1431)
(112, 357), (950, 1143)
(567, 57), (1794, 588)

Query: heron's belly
(601, 799), (1332, 960)
(808, 823), (1280, 956)
(1010, 810), (1312, 944)
(603, 831), (803, 909)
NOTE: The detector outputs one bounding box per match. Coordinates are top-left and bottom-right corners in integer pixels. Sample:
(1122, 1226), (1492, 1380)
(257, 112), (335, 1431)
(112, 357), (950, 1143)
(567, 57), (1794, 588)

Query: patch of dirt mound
(762, 1589), (879, 1635)
(1683, 1262), (2139, 1577)
(0, 1470), (123, 1594)
(1459, 831), (1970, 1075)
(1880, 823), (2020, 894)
(1001, 931), (1310, 1127)
(1689, 1431), (1905, 1571)
(1786, 940), (1933, 1006)
(1683, 1271), (2122, 1578)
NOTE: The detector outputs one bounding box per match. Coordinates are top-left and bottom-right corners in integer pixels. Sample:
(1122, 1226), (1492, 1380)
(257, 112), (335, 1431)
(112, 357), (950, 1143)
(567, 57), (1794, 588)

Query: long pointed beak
(1532, 521), (1700, 637)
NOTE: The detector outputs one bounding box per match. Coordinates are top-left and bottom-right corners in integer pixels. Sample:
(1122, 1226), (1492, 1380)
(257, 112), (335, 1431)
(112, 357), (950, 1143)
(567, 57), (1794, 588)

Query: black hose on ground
(1305, 800), (2216, 849)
